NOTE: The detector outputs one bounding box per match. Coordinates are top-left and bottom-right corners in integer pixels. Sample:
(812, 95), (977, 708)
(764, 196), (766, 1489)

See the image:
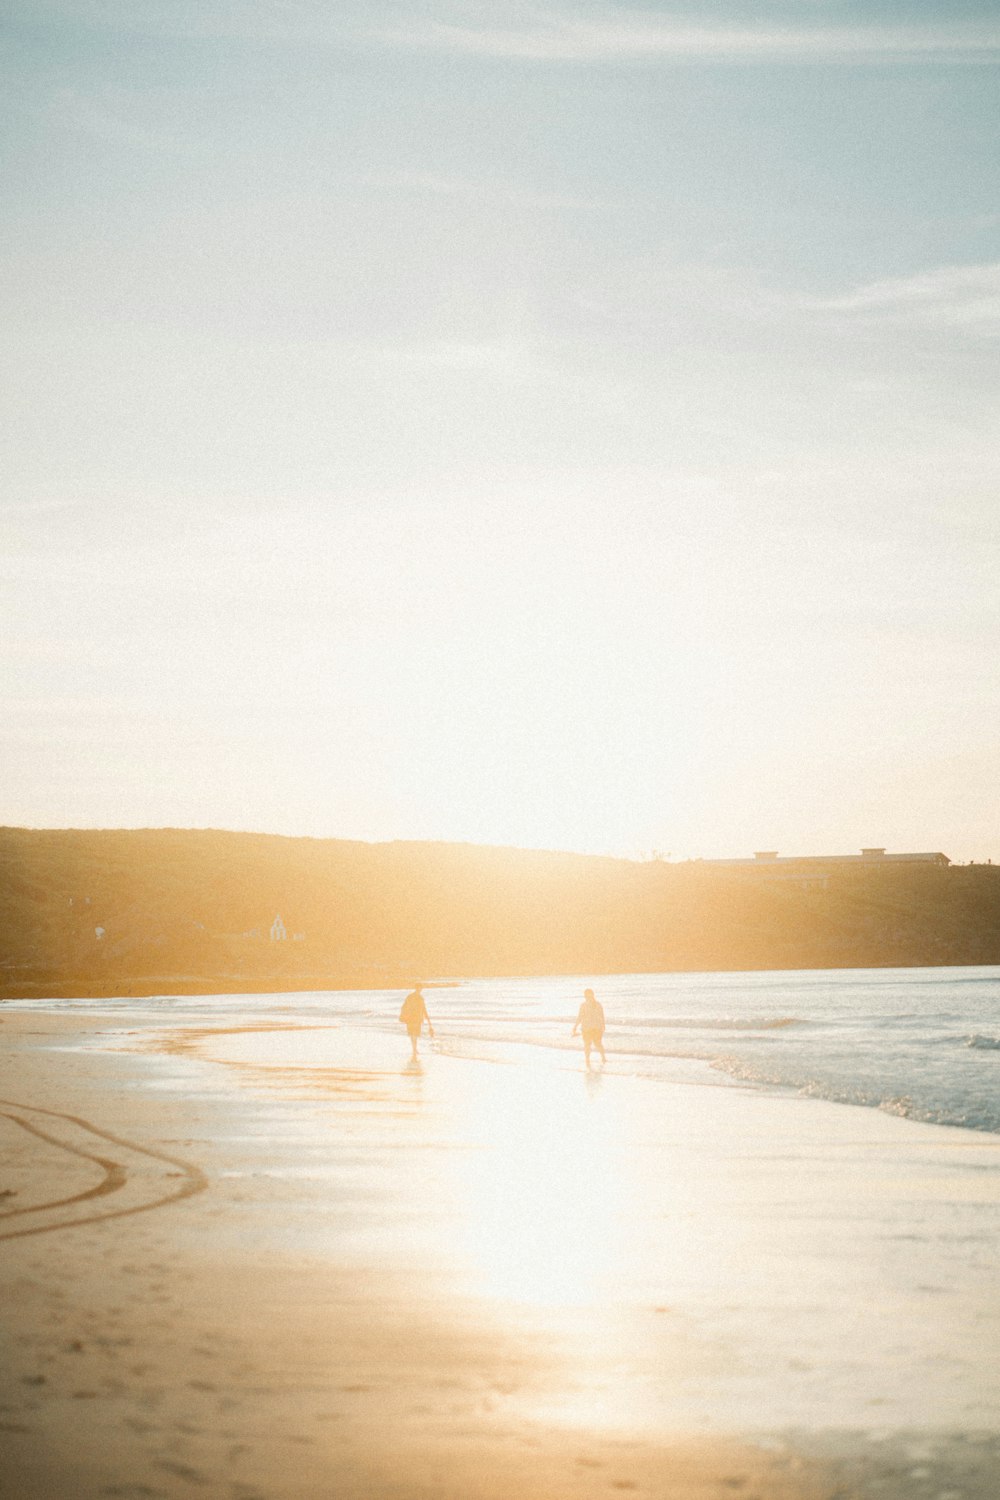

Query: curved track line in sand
(0, 1096), (208, 1243)
(0, 1112), (126, 1218)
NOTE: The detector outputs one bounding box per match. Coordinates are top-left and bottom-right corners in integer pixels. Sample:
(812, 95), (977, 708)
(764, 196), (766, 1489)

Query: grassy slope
(2, 827), (999, 996)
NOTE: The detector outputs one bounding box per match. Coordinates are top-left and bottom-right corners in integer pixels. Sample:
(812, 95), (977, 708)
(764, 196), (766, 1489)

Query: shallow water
(14, 964), (1000, 1134)
(8, 975), (1000, 1435)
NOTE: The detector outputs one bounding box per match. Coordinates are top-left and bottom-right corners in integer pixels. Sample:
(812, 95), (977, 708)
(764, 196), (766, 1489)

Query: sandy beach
(2, 1000), (999, 1500)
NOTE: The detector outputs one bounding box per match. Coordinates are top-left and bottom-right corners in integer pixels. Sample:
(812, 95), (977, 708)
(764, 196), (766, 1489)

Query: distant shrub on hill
(1, 827), (999, 997)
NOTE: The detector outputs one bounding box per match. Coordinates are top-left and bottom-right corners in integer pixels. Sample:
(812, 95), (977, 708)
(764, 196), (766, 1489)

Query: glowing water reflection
(452, 1062), (627, 1308)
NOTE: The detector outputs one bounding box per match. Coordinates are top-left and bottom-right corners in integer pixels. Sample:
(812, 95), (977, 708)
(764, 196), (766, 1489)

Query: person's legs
(583, 1027), (603, 1067)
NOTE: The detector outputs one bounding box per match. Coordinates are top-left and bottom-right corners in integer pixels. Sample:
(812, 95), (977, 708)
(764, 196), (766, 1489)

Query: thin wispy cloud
(14, 1), (999, 63)
(365, 169), (607, 214)
(376, 6), (1000, 64)
(40, 87), (199, 155)
(391, 336), (543, 382)
(4, 0), (999, 857)
(2, 0), (360, 45)
(813, 264), (1000, 334)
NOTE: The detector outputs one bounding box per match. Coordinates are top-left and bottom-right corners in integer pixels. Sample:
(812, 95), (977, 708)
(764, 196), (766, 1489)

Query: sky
(2, 1), (999, 861)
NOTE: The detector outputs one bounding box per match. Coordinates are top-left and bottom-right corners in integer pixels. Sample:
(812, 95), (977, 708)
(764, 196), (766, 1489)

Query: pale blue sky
(3, 2), (998, 859)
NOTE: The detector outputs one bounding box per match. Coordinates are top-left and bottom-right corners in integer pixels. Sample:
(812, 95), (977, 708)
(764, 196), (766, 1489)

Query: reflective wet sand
(2, 1004), (999, 1498)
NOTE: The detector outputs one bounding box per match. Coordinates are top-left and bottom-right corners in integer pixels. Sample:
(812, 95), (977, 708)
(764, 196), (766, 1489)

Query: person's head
(584, 988), (595, 1001)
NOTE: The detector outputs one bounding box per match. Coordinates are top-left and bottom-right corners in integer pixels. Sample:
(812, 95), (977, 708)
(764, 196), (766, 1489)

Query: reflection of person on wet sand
(399, 983), (434, 1061)
(572, 988), (606, 1067)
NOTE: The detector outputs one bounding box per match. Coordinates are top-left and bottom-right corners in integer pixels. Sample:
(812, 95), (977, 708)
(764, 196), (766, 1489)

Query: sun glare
(453, 1062), (626, 1308)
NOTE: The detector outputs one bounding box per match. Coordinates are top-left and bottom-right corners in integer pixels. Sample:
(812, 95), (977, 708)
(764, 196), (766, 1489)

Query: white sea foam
(406, 967), (1000, 1136)
(9, 964), (1000, 1135)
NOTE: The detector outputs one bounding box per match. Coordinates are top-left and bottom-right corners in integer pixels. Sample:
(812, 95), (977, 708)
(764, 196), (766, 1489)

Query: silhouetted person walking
(572, 988), (606, 1067)
(399, 983), (434, 1060)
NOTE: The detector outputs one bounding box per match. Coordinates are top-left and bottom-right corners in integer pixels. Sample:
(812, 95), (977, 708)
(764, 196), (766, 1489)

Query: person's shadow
(402, 1057), (423, 1077)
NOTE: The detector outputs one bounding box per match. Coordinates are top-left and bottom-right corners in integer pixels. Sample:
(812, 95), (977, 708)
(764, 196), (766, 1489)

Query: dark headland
(2, 826), (999, 999)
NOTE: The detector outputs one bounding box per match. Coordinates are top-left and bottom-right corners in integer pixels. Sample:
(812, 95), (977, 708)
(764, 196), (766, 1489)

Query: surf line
(0, 1096), (208, 1243)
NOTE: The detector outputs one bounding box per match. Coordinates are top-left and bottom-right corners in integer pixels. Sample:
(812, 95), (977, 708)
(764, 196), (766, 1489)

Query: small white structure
(95, 926), (105, 941)
(270, 914), (287, 941)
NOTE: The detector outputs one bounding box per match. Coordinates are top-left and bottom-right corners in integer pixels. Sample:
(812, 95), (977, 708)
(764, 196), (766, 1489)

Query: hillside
(2, 827), (999, 998)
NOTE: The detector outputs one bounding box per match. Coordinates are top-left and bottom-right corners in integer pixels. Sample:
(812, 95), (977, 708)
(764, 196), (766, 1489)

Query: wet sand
(2, 1004), (999, 1499)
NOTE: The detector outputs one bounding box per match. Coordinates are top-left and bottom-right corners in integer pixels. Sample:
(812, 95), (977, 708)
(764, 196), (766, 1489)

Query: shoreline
(3, 955), (998, 1002)
(3, 1005), (1000, 1498)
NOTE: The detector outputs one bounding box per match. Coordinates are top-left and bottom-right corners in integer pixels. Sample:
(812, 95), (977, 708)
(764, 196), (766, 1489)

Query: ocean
(7, 965), (1000, 1443)
(14, 963), (1000, 1137)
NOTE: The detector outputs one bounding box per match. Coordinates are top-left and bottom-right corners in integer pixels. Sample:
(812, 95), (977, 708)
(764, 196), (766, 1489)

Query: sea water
(14, 964), (1000, 1137)
(9, 968), (1000, 1440)
(397, 965), (1000, 1135)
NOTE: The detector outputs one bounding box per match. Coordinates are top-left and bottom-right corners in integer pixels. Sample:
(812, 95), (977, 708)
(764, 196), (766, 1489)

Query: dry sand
(2, 1005), (999, 1500)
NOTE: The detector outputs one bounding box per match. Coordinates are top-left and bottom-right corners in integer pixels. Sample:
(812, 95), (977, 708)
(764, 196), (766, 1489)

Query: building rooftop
(705, 848), (950, 868)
